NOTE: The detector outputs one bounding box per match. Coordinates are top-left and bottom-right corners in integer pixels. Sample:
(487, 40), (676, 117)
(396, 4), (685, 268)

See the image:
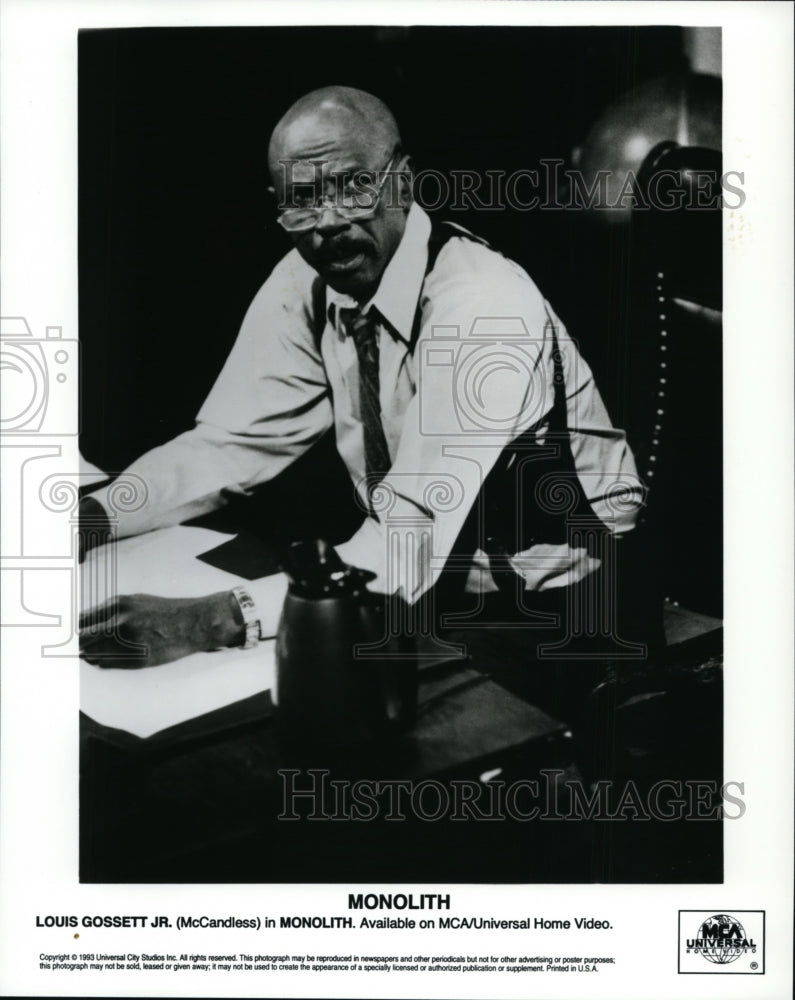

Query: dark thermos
(274, 540), (418, 750)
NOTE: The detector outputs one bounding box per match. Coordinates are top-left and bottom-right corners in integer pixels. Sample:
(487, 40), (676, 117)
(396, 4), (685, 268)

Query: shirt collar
(327, 202), (431, 344)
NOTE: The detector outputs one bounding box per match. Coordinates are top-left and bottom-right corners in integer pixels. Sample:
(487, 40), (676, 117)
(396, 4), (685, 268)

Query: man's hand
(79, 591), (245, 668)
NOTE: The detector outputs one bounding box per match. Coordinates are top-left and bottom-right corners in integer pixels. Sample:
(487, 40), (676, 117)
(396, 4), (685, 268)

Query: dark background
(79, 25), (686, 471)
(78, 27), (725, 884)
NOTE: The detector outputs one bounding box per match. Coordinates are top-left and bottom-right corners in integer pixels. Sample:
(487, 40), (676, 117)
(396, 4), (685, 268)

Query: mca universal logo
(678, 910), (765, 974)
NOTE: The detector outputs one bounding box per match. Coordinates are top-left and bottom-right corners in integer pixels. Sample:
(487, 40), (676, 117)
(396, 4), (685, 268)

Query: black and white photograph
(0, 2), (792, 999)
(77, 22), (726, 885)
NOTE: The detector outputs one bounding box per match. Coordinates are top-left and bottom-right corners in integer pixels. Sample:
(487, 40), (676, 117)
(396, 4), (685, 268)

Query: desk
(79, 527), (580, 882)
(79, 527), (723, 884)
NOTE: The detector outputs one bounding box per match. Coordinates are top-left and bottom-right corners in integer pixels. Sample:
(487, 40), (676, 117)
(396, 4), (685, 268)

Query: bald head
(268, 86), (401, 175)
(267, 87), (411, 301)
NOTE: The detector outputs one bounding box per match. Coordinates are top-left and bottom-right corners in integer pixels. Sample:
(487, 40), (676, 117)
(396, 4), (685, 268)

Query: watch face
(242, 621), (260, 649)
(233, 585), (257, 615)
(232, 587), (261, 647)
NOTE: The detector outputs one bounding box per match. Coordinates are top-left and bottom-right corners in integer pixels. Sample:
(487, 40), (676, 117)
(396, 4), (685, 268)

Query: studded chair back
(628, 143), (723, 618)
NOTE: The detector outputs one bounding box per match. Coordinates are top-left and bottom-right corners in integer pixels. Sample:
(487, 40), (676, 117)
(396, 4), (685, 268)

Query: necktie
(339, 306), (392, 505)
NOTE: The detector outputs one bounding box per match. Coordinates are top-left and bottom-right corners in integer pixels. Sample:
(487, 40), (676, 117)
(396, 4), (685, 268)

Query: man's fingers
(79, 615), (151, 660)
(82, 649), (149, 670)
(80, 631), (151, 667)
(79, 596), (120, 629)
(79, 625), (118, 649)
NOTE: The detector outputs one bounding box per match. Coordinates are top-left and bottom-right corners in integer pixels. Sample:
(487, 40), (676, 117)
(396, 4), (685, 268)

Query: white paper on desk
(80, 526), (277, 738)
(80, 641), (275, 739)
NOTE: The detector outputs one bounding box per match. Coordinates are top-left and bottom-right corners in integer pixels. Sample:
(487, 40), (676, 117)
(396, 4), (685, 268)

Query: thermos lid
(280, 538), (377, 598)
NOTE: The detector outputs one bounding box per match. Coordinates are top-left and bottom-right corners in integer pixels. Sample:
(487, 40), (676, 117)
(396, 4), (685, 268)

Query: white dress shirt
(92, 204), (642, 617)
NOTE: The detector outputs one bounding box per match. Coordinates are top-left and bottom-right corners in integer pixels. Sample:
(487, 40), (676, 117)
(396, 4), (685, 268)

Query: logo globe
(694, 914), (753, 964)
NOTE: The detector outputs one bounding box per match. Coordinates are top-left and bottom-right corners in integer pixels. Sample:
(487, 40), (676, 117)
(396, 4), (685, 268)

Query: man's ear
(397, 153), (414, 210)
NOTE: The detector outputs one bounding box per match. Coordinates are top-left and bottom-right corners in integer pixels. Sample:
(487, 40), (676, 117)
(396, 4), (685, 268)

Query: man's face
(269, 112), (410, 301)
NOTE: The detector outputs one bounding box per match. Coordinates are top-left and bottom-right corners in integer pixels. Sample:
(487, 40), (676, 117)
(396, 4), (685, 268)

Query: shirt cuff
(336, 512), (442, 604)
(336, 518), (387, 592)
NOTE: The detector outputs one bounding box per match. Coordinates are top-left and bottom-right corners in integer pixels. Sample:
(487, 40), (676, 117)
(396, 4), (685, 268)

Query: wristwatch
(230, 585), (262, 650)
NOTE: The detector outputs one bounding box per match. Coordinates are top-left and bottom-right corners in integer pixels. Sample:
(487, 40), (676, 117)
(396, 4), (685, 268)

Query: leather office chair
(632, 141), (723, 621)
(582, 141), (724, 796)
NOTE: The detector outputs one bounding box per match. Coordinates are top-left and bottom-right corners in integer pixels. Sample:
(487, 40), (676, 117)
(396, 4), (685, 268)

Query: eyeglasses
(276, 152), (401, 233)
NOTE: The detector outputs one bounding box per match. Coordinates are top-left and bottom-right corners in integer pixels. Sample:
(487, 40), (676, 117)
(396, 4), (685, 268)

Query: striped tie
(339, 306), (392, 506)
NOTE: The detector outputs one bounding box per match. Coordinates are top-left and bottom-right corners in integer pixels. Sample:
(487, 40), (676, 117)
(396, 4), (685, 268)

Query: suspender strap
(408, 218), (491, 351)
(414, 220), (604, 559)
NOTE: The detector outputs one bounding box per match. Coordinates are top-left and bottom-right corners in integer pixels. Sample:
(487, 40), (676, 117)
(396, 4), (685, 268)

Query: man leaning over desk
(79, 86), (646, 670)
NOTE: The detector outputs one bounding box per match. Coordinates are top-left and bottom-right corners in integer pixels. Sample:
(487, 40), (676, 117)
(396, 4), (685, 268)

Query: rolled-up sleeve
(93, 250), (333, 539)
